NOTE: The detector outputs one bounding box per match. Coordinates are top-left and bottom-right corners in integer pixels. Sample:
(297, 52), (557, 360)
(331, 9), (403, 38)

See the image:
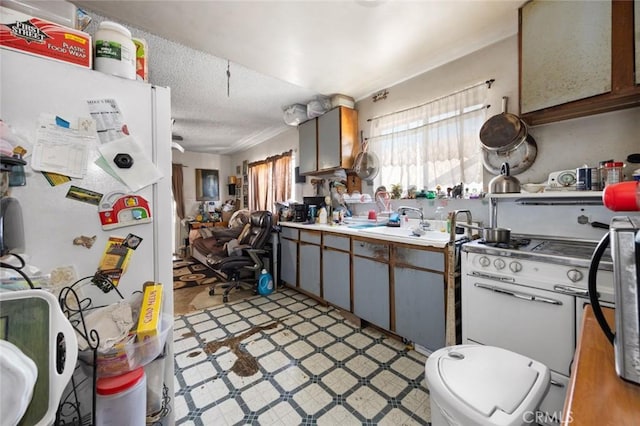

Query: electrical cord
(0, 253), (35, 289)
(588, 232), (615, 344)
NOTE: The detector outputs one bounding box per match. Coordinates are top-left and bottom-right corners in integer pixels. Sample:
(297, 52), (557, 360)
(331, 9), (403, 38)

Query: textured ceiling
(73, 0), (522, 154)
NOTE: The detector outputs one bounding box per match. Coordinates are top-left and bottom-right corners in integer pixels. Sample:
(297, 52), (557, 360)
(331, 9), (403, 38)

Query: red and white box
(0, 6), (91, 68)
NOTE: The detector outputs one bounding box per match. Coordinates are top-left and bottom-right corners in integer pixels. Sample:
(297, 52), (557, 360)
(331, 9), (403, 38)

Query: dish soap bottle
(318, 207), (328, 224)
(258, 269), (274, 295)
(435, 206), (446, 232)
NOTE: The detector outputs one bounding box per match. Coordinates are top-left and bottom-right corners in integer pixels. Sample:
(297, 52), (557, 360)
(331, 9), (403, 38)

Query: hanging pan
(479, 96), (527, 153)
(482, 133), (538, 175)
(354, 132), (380, 182)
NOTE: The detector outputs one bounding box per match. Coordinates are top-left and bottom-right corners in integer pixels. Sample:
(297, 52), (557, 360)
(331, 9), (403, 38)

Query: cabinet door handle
(471, 271), (515, 282)
(553, 284), (591, 298)
(474, 283), (563, 306)
(550, 379), (565, 388)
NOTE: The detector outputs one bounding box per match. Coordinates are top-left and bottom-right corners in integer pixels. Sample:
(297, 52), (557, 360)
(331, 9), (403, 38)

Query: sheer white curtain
(368, 83), (488, 195)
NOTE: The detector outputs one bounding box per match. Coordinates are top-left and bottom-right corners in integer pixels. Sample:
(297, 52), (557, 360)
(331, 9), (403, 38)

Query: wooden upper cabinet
(519, 0), (640, 126)
(317, 106), (358, 172)
(298, 106), (358, 175)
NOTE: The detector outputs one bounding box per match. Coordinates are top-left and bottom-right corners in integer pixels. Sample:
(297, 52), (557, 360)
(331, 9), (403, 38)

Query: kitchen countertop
(562, 305), (640, 425)
(278, 219), (465, 248)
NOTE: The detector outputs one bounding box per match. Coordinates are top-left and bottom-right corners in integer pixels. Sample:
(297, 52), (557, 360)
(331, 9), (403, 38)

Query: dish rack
(55, 274), (171, 425)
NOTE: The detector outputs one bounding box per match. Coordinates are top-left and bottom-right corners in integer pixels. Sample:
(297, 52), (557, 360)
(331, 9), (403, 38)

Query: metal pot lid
(354, 151), (379, 181)
(482, 134), (537, 175)
(479, 112), (525, 151)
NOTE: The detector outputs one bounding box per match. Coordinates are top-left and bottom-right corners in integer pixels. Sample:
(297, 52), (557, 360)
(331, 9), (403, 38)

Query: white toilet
(425, 345), (550, 426)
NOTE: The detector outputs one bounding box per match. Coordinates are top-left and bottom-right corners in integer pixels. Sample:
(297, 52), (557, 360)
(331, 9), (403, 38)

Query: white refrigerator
(1, 48), (174, 422)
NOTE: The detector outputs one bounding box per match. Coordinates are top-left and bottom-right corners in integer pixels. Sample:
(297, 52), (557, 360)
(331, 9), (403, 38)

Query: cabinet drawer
(280, 227), (299, 240)
(395, 246), (445, 272)
(323, 233), (350, 251)
(352, 238), (389, 261)
(300, 230), (321, 244)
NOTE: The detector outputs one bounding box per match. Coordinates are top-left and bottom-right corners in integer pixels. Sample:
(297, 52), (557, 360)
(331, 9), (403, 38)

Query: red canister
(603, 181), (640, 211)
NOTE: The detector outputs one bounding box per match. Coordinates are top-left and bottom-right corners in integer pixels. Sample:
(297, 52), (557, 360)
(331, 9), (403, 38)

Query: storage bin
(78, 313), (173, 377)
(1, 0), (78, 29)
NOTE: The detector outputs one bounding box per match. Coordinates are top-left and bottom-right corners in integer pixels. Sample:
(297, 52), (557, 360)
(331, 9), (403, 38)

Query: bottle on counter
(318, 207), (328, 224)
(603, 162), (624, 187)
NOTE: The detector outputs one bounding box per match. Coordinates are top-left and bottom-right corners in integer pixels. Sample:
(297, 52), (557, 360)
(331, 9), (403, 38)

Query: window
(248, 150), (293, 211)
(368, 82), (488, 196)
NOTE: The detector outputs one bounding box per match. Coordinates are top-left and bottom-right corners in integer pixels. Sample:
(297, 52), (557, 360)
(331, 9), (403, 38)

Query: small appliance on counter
(303, 196), (326, 223)
(588, 181), (640, 385)
(290, 203), (307, 222)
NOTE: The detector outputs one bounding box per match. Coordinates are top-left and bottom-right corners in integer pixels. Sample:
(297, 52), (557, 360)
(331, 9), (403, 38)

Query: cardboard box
(136, 282), (163, 342)
(0, 6), (91, 68)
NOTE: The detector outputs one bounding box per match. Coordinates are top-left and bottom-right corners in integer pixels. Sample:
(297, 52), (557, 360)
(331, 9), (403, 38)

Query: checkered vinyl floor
(173, 288), (431, 425)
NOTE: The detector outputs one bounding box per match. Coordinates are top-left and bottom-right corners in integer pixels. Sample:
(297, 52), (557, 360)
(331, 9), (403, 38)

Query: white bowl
(521, 183), (546, 193)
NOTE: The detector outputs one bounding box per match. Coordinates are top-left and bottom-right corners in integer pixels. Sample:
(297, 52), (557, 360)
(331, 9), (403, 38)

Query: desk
(562, 305), (640, 425)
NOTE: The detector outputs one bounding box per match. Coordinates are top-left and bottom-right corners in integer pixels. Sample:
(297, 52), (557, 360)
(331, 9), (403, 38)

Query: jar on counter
(94, 21), (136, 80)
(603, 162), (624, 187)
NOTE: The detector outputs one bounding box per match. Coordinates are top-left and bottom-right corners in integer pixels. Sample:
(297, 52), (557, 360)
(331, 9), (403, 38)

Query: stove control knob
(494, 259), (506, 270)
(567, 269), (583, 283)
(478, 256), (491, 267)
(509, 261), (523, 273)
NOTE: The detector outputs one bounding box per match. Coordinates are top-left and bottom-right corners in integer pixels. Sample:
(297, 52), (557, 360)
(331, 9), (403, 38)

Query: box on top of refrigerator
(0, 6), (91, 68)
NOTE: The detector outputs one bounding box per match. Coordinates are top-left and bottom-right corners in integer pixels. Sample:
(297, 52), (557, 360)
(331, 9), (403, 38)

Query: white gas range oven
(461, 235), (614, 425)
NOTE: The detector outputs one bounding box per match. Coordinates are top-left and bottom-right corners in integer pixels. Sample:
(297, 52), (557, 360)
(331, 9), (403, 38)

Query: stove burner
(478, 238), (531, 249)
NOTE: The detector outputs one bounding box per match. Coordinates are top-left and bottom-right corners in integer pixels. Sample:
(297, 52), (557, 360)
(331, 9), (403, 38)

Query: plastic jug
(258, 269), (274, 295)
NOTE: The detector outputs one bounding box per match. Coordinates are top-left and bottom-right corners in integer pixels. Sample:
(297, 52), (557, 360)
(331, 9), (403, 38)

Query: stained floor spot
(203, 321), (281, 377)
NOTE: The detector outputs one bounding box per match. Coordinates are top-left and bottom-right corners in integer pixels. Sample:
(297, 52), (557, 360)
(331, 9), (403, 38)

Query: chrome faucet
(397, 206), (429, 229)
(450, 209), (473, 241)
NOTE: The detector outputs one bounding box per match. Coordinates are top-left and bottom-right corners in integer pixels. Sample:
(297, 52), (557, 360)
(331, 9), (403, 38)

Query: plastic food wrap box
(0, 6), (91, 68)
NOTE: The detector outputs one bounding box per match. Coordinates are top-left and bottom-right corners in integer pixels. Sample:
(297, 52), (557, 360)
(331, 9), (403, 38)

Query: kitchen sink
(358, 225), (452, 242)
(347, 223), (386, 229)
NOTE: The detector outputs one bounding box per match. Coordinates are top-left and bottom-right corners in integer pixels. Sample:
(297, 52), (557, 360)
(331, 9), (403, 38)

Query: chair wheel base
(223, 295), (229, 303)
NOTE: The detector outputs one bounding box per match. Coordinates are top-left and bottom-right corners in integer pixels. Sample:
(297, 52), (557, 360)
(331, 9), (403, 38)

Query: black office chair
(206, 211), (273, 302)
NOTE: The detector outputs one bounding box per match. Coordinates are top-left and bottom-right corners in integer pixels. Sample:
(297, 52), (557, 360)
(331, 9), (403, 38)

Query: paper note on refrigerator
(97, 135), (163, 192)
(31, 119), (94, 178)
(87, 98), (129, 143)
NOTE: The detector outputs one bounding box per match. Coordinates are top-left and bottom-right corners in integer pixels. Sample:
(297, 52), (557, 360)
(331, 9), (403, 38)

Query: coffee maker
(291, 203), (307, 222)
(588, 181), (640, 385)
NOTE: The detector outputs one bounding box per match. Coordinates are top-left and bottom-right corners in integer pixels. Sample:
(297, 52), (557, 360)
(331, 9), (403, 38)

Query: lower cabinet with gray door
(322, 233), (351, 311)
(394, 266), (446, 352)
(280, 227), (298, 286)
(352, 238), (390, 329)
(393, 245), (446, 352)
(299, 230), (321, 297)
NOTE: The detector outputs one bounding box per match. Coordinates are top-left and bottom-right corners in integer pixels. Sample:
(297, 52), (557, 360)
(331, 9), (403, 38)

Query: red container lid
(604, 162), (624, 168)
(96, 367), (145, 396)
(603, 181), (640, 211)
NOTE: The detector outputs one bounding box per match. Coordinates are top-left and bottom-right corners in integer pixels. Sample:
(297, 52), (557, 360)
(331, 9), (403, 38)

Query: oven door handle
(474, 283), (563, 306)
(471, 271), (515, 282)
(553, 284), (594, 299)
